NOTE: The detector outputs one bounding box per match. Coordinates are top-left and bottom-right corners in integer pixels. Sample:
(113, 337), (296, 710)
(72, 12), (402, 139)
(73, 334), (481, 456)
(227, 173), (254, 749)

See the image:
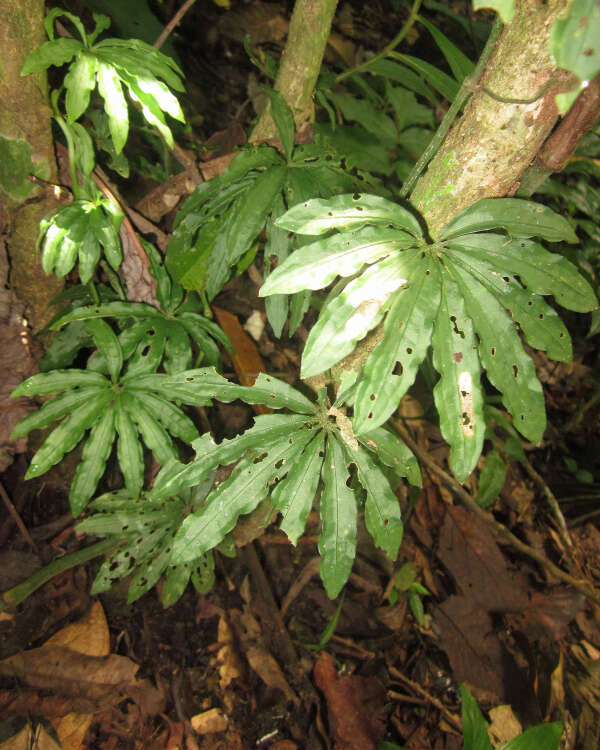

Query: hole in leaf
(520, 414), (525, 421)
(462, 412), (471, 426)
(502, 276), (509, 282)
(490, 347), (496, 356)
(352, 193), (361, 200)
(368, 411), (373, 419)
(275, 458), (285, 469)
(538, 313), (544, 319)
(328, 211), (333, 217)
(527, 300), (533, 306)
(141, 345), (151, 357)
(454, 352), (463, 363)
(393, 361), (403, 376)
(512, 365), (518, 378)
(370, 393), (376, 401)
(406, 347), (413, 355)
(185, 376), (195, 382)
(383, 518), (389, 526)
(253, 453), (268, 464)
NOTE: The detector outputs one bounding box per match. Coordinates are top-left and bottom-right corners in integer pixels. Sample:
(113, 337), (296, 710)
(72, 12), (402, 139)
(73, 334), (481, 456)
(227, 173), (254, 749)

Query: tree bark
(410, 0), (574, 239)
(251, 0), (338, 143)
(0, 0), (63, 331)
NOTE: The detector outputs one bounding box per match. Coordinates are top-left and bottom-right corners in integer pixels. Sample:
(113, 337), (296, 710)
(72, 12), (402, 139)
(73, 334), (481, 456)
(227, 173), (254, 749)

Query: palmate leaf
(171, 424), (319, 562)
(77, 490), (214, 606)
(262, 194), (597, 480)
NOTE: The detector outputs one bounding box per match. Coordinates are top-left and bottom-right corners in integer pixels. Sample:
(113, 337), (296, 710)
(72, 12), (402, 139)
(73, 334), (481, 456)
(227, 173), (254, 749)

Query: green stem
(335, 0), (422, 84)
(53, 110), (80, 199)
(400, 17), (503, 200)
(0, 538), (118, 611)
(88, 280), (100, 305)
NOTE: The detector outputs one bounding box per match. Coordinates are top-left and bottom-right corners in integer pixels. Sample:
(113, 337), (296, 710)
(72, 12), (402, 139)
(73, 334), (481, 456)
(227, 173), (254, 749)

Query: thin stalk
(1, 538), (118, 611)
(335, 0), (422, 84)
(401, 17), (503, 199)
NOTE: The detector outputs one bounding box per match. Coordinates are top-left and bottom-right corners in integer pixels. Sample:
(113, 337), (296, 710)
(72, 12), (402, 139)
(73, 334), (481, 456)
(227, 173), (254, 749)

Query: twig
(517, 453), (573, 550)
(388, 665), (462, 732)
(154, 0), (198, 51)
(393, 419), (600, 607)
(563, 384), (600, 434)
(0, 480), (39, 557)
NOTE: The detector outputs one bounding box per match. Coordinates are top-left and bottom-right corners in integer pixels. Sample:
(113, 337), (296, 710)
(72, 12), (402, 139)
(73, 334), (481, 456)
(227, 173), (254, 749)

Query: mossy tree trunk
(0, 0), (63, 331)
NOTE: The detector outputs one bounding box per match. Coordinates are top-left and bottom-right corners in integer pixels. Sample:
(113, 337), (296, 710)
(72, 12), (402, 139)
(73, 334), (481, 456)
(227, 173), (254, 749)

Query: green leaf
(93, 38), (185, 92)
(127, 535), (175, 603)
(352, 443), (403, 559)
(476, 450), (506, 508)
(246, 372), (317, 414)
(133, 391), (199, 444)
(69, 408), (115, 516)
(393, 54), (459, 102)
(449, 247), (573, 362)
(25, 391), (112, 479)
(11, 369), (108, 397)
(85, 318), (123, 381)
(448, 234), (597, 313)
(440, 198), (579, 243)
(171, 425), (317, 562)
(10, 388), (104, 439)
(21, 38), (83, 75)
(326, 92), (398, 141)
(96, 62), (129, 154)
(262, 87), (295, 160)
(273, 430), (325, 545)
(260, 226), (413, 296)
(161, 563), (192, 608)
(432, 272), (485, 481)
(116, 67), (175, 146)
(163, 320), (192, 374)
(450, 259), (546, 443)
(124, 393), (178, 466)
(550, 0), (600, 99)
(368, 59), (438, 105)
(357, 427), (421, 487)
(503, 722), (563, 750)
(125, 323), (166, 376)
(353, 255), (440, 433)
(64, 52), (98, 121)
(151, 413), (313, 499)
(417, 17), (474, 82)
(44, 8), (88, 43)
(386, 85), (434, 131)
(264, 199), (290, 337)
(90, 205), (123, 269)
(472, 0), (514, 23)
(460, 684), (493, 750)
(114, 396), (144, 496)
(78, 232), (102, 284)
(191, 552), (216, 594)
(225, 166), (287, 264)
(276, 193), (423, 238)
(301, 253), (412, 378)
(319, 434), (357, 599)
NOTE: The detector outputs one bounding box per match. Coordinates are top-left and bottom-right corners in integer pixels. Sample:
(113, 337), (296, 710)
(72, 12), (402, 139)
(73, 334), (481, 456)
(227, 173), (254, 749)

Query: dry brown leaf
(245, 645), (300, 706)
(313, 651), (387, 750)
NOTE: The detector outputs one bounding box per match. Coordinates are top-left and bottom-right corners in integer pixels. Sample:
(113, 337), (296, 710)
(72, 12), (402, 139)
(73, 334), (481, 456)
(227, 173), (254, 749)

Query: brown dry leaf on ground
(313, 651), (387, 750)
(0, 602), (164, 748)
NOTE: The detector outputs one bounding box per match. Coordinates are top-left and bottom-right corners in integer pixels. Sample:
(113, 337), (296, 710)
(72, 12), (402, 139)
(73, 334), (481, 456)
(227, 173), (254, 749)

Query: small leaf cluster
(22, 7), (185, 153)
(261, 193), (598, 481)
(37, 191), (124, 283)
(165, 89), (385, 335)
(150, 375), (421, 598)
(76, 484), (217, 606)
(46, 241), (232, 374)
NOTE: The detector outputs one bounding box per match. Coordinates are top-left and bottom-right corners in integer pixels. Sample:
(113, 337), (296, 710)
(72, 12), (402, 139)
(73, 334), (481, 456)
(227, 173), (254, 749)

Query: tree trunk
(251, 0), (338, 143)
(0, 0), (63, 331)
(409, 0), (574, 238)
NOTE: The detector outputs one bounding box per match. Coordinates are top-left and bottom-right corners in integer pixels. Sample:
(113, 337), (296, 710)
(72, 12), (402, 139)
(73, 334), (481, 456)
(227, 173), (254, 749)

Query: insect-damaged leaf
(319, 434), (357, 599)
(301, 253), (412, 378)
(276, 193), (423, 238)
(350, 443), (403, 560)
(449, 259), (547, 443)
(260, 226), (413, 295)
(273, 430), (325, 545)
(353, 253), (440, 434)
(432, 272), (485, 482)
(171, 425), (318, 562)
(440, 198), (578, 243)
(448, 233), (597, 313)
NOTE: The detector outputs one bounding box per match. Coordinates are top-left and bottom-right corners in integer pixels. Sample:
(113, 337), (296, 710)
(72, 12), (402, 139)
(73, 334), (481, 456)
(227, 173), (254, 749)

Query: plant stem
(0, 538), (118, 611)
(400, 17), (502, 199)
(335, 0), (422, 85)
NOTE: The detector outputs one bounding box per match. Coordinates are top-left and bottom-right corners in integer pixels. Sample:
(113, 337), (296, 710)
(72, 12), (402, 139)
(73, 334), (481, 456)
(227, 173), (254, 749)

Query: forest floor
(1, 1), (600, 748)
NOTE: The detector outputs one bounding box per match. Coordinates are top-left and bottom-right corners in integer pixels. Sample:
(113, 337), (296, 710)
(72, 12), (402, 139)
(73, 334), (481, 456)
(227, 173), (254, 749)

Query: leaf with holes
(319, 434), (357, 599)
